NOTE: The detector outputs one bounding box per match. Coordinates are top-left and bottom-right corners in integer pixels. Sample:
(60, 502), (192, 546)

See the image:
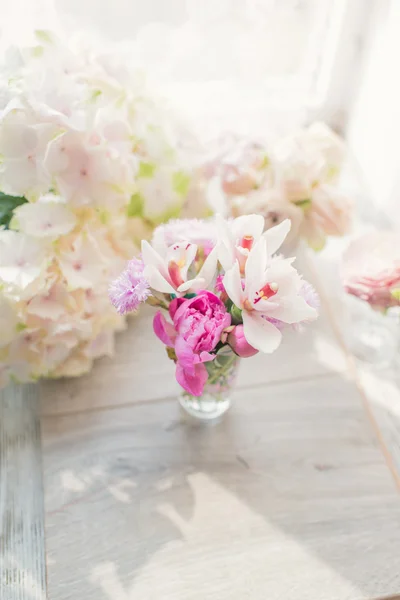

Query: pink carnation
(153, 290), (231, 396)
(109, 257), (150, 314)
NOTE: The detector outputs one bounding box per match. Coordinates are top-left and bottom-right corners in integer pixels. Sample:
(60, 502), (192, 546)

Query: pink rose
(203, 136), (268, 196)
(300, 185), (353, 250)
(227, 325), (258, 358)
(341, 232), (400, 310)
(153, 291), (231, 396)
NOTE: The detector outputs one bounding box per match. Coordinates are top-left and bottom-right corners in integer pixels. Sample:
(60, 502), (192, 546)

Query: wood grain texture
(0, 383), (47, 600)
(353, 365), (400, 488)
(42, 376), (400, 600)
(305, 241), (400, 487)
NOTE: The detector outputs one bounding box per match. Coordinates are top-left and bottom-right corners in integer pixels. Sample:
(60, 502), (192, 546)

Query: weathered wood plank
(0, 384), (47, 600)
(42, 375), (400, 600)
(305, 241), (400, 487)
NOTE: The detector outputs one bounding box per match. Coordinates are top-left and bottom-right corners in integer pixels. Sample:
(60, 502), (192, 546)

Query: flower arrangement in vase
(0, 30), (209, 388)
(204, 123), (353, 252)
(341, 231), (400, 366)
(110, 215), (319, 421)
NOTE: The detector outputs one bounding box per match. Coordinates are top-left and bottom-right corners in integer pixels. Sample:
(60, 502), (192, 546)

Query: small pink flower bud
(227, 325), (258, 358)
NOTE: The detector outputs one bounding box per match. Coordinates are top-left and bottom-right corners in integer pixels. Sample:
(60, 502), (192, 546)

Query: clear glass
(344, 294), (399, 368)
(179, 347), (239, 422)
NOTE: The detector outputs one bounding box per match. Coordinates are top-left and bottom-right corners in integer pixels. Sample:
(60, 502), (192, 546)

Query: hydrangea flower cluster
(110, 215), (319, 396)
(0, 31), (208, 387)
(204, 123), (353, 251)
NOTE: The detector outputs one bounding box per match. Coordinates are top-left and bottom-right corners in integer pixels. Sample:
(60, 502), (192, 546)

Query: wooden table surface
(2, 250), (400, 600)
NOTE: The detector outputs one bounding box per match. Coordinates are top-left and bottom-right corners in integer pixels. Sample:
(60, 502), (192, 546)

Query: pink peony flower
(341, 232), (400, 310)
(153, 291), (231, 396)
(227, 325), (258, 358)
(109, 257), (150, 314)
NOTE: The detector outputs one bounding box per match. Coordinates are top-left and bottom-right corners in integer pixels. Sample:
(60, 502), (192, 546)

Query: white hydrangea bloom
(0, 30), (209, 386)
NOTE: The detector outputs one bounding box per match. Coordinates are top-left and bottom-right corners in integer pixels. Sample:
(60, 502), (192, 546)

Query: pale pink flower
(12, 197), (76, 238)
(0, 230), (47, 289)
(26, 282), (70, 320)
(45, 131), (132, 207)
(58, 234), (106, 290)
(0, 296), (18, 348)
(300, 185), (353, 251)
(204, 136), (269, 196)
(0, 111), (53, 197)
(341, 232), (400, 310)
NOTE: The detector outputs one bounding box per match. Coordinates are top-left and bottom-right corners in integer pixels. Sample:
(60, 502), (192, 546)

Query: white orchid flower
(223, 236), (318, 353)
(141, 239), (218, 296)
(217, 214), (291, 274)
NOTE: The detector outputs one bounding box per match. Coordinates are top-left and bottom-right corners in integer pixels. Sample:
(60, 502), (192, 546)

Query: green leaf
(31, 46), (44, 58)
(294, 198), (312, 211)
(138, 162), (156, 179)
(166, 346), (177, 362)
(90, 89), (102, 103)
(391, 289), (400, 301)
(0, 192), (28, 229)
(150, 201), (183, 225)
(35, 30), (54, 44)
(172, 171), (191, 197)
(127, 193), (145, 218)
(230, 304), (243, 325)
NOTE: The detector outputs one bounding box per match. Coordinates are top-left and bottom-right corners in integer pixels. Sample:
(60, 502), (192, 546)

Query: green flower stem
(206, 352), (237, 386)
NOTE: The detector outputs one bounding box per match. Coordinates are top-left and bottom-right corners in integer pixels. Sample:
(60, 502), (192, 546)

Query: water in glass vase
(344, 295), (399, 368)
(179, 346), (240, 422)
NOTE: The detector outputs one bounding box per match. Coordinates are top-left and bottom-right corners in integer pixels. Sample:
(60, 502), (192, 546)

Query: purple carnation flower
(109, 257), (151, 315)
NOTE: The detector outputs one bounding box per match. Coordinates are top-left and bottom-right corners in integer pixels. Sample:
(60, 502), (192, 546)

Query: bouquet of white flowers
(204, 123), (353, 251)
(0, 30), (209, 387)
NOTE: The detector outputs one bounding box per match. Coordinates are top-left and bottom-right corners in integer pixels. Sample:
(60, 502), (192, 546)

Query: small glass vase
(344, 294), (399, 368)
(179, 347), (240, 422)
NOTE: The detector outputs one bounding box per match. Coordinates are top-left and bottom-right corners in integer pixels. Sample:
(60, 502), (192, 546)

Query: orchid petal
(232, 214), (264, 241)
(143, 265), (175, 294)
(197, 245), (218, 288)
(223, 262), (243, 308)
(166, 242), (198, 283)
(244, 238), (267, 300)
(263, 219), (291, 256)
(268, 297), (318, 324)
(216, 214), (235, 270)
(141, 240), (166, 272)
(178, 278), (204, 293)
(242, 311), (282, 353)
